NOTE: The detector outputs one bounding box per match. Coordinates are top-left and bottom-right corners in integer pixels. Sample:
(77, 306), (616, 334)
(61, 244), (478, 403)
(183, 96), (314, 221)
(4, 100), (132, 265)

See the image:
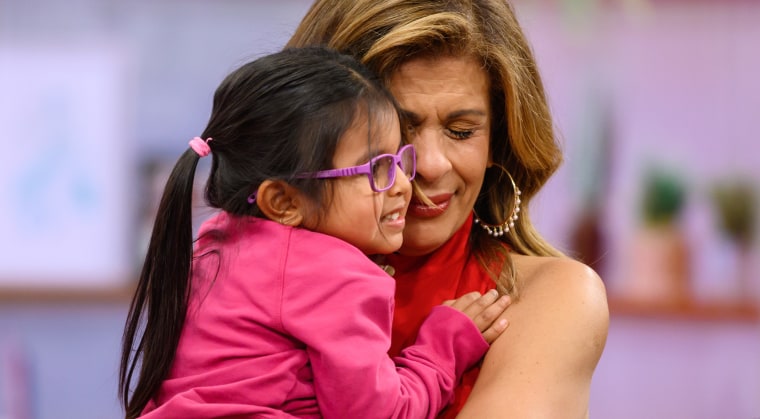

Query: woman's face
(388, 55), (492, 256)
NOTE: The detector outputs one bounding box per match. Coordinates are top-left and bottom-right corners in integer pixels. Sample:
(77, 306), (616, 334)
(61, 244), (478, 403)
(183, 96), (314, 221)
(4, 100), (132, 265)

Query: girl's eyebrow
(353, 151), (372, 165)
(352, 146), (380, 165)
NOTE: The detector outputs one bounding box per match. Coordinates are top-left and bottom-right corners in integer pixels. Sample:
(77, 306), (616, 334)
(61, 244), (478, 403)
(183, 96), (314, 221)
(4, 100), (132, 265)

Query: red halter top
(386, 213), (504, 418)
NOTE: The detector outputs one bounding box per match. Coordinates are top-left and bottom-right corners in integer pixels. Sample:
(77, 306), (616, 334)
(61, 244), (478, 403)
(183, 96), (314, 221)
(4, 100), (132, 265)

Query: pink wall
(518, 2), (760, 416)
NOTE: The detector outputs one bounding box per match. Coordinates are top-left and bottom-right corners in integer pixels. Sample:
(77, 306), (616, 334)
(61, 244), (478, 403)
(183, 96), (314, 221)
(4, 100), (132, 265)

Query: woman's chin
(400, 222), (449, 256)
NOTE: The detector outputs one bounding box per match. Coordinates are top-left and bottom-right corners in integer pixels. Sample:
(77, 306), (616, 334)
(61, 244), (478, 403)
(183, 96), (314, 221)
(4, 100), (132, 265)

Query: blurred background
(0, 0), (758, 417)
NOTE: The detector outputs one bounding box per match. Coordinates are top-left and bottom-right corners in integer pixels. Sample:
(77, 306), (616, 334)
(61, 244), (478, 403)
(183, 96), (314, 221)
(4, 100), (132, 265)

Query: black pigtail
(119, 149), (201, 419)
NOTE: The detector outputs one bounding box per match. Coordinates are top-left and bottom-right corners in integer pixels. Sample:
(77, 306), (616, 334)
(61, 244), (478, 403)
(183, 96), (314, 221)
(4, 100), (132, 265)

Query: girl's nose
(388, 163), (412, 197)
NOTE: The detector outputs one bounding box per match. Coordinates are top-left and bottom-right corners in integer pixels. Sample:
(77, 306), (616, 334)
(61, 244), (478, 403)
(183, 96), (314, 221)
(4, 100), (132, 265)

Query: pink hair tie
(189, 136), (212, 157)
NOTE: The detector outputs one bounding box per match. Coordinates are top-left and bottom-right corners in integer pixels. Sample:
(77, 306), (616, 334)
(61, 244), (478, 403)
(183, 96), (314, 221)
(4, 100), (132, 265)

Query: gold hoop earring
(473, 164), (522, 237)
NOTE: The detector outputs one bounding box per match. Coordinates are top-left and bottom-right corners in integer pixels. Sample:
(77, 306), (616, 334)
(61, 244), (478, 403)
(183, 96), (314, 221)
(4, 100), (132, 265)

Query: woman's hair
(119, 46), (398, 418)
(288, 0), (565, 295)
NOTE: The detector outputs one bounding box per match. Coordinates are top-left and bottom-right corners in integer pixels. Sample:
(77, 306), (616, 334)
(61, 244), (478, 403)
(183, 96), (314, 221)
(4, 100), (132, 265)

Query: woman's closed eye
(447, 127), (475, 140)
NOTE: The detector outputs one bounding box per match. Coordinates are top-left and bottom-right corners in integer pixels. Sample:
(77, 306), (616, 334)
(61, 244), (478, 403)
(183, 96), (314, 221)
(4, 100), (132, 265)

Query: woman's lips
(408, 193), (452, 218)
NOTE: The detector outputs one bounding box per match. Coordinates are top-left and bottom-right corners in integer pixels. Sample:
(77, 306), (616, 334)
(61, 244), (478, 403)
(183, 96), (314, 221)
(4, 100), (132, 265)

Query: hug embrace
(120, 1), (609, 418)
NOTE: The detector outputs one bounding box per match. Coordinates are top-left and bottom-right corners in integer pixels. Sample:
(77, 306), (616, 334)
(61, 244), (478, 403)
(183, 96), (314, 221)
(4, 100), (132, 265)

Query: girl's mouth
(381, 211), (401, 222)
(381, 208), (406, 229)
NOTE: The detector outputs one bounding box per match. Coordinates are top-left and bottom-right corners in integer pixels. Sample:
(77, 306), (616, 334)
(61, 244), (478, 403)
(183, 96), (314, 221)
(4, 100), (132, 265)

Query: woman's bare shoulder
(509, 254), (609, 351)
(512, 254), (608, 309)
(512, 253), (600, 281)
(459, 255), (609, 417)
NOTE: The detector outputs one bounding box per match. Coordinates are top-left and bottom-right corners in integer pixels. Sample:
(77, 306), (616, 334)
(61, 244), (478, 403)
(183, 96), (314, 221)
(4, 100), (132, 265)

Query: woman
(287, 0), (609, 418)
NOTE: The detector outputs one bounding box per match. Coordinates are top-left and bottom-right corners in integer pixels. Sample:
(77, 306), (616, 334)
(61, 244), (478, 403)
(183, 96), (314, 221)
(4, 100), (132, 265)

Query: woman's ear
(255, 180), (307, 226)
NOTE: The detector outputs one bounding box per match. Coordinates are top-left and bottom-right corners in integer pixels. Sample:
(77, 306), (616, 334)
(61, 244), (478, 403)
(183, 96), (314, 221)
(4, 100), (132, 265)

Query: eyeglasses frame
(296, 144), (416, 193)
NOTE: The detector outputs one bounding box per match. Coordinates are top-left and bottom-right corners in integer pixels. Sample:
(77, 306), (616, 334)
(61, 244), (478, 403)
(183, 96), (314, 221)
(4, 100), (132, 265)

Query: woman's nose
(410, 129), (450, 183)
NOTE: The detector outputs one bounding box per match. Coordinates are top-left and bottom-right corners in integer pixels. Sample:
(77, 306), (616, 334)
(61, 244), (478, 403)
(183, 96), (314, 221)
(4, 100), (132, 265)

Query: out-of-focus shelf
(0, 284), (135, 304)
(1, 282), (757, 324)
(609, 296), (760, 323)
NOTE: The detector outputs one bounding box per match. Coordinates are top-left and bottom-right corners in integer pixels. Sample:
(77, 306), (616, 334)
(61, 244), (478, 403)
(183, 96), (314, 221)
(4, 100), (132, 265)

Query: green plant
(710, 179), (757, 247)
(640, 168), (687, 227)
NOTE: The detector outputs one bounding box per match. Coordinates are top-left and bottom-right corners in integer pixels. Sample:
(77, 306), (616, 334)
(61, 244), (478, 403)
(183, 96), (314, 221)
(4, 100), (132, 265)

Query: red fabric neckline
(386, 212), (502, 417)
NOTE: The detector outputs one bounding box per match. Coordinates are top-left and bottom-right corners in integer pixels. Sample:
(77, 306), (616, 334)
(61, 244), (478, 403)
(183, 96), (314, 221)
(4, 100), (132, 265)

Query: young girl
(119, 46), (511, 419)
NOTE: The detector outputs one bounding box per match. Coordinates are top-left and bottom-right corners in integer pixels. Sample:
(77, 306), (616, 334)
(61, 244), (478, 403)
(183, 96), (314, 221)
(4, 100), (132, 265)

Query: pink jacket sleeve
(280, 234), (488, 419)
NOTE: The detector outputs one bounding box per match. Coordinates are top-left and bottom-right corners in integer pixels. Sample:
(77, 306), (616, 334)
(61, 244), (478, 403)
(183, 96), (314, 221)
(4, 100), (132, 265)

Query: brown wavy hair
(288, 0), (564, 296)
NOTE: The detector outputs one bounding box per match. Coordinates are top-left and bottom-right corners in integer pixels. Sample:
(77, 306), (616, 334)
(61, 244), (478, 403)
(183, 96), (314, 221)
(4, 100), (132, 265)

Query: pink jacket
(141, 212), (488, 418)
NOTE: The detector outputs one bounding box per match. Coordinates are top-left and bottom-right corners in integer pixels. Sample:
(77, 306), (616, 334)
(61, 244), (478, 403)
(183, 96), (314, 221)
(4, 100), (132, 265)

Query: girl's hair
(119, 46), (398, 418)
(288, 0), (565, 296)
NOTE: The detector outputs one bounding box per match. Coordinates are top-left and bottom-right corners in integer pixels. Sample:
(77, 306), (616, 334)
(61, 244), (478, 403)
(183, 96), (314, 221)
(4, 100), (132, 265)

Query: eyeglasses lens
(400, 146), (415, 179)
(371, 155), (394, 190)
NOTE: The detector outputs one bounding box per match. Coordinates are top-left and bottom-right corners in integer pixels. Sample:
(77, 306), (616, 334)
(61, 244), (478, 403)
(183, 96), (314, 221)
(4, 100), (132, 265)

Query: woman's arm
(457, 256), (609, 418)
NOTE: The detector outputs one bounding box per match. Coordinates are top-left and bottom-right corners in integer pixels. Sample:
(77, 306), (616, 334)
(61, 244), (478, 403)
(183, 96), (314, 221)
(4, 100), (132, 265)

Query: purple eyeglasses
(300, 144), (416, 192)
(247, 144), (415, 204)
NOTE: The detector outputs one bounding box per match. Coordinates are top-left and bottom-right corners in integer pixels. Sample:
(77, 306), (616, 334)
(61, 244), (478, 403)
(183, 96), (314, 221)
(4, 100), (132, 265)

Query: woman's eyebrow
(400, 109), (420, 122)
(399, 108), (487, 121)
(447, 109), (487, 119)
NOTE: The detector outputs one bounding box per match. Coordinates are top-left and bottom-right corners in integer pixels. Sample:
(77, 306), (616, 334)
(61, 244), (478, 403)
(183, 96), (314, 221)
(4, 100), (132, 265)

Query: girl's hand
(442, 290), (511, 344)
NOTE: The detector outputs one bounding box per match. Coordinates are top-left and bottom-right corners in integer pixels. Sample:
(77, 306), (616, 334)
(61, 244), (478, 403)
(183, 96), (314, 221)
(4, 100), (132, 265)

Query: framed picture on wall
(0, 45), (136, 295)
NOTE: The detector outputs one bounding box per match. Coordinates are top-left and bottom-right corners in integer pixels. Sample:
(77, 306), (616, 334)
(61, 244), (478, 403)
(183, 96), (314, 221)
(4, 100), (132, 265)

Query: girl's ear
(255, 180), (307, 226)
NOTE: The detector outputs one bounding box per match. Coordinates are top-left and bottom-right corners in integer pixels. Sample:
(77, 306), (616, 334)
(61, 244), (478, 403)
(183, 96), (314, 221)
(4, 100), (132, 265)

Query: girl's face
(310, 106), (412, 255)
(388, 55), (492, 256)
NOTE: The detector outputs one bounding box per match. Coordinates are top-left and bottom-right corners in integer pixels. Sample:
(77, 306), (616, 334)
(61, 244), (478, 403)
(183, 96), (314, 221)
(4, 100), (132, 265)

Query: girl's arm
(281, 240), (503, 419)
(457, 256), (609, 419)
